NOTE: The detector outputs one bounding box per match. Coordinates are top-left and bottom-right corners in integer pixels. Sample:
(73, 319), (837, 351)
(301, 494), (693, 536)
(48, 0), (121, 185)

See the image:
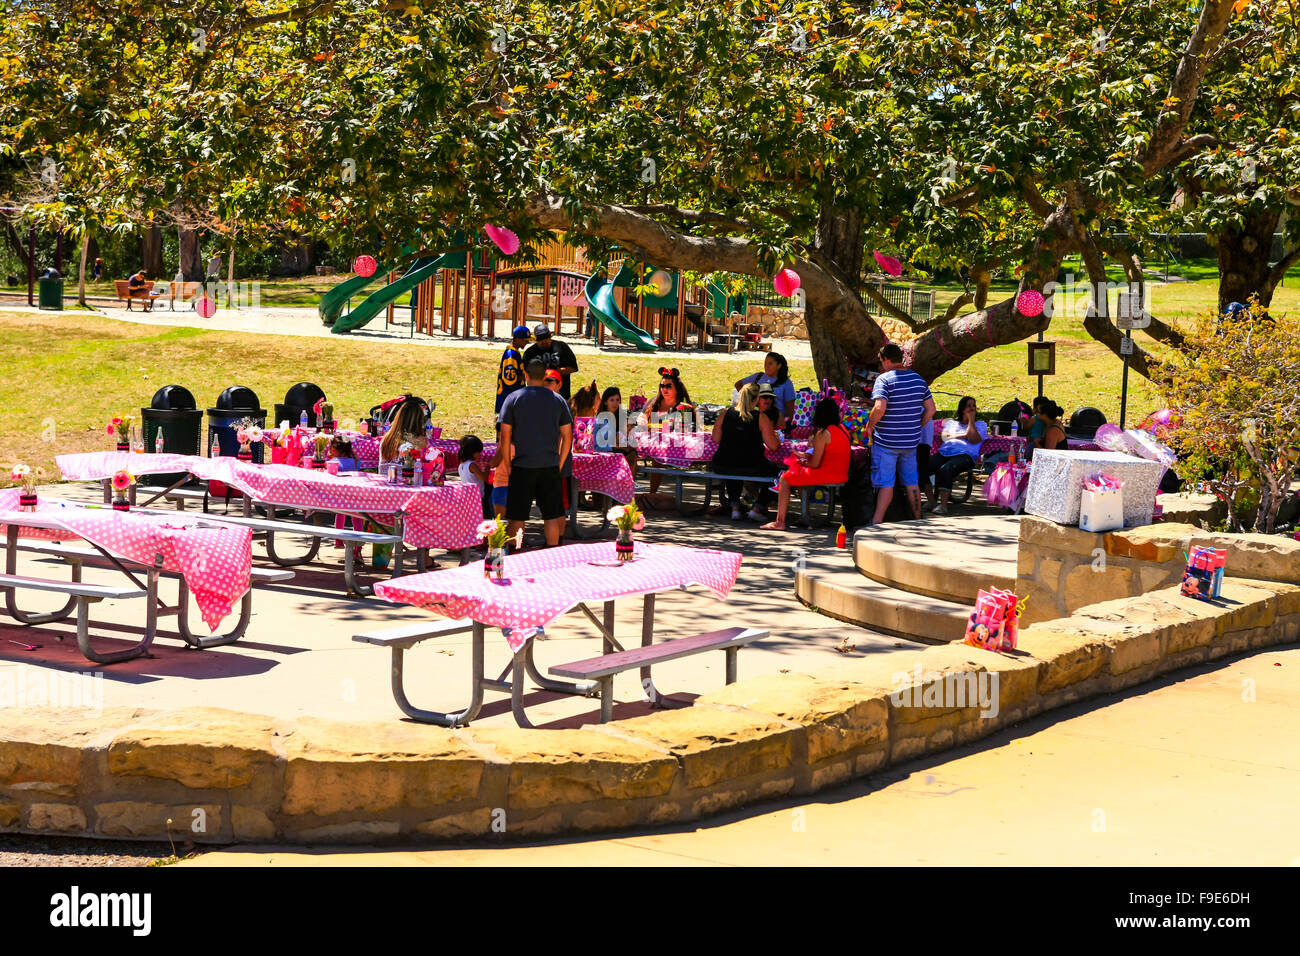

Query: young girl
(487, 423), (515, 520)
(458, 435), (491, 518)
(379, 394), (429, 464)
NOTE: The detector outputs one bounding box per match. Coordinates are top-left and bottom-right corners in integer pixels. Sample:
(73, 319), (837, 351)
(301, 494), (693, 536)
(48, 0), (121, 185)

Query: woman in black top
(711, 382), (781, 521)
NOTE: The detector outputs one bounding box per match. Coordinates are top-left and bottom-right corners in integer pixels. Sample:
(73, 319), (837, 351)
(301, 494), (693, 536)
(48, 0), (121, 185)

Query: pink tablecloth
(633, 431), (867, 470)
(55, 452), (481, 550)
(980, 435), (1028, 458)
(0, 489), (251, 630)
(984, 462), (1031, 512)
(375, 541), (742, 651)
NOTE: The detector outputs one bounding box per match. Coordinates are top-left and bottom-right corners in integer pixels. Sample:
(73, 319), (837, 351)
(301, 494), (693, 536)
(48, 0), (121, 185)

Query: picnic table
(633, 429), (869, 469)
(363, 541), (751, 727)
(0, 489), (271, 663)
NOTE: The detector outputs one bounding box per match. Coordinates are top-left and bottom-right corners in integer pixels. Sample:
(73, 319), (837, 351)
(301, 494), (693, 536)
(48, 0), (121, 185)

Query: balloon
(648, 269), (672, 297)
(194, 296), (217, 319)
(1016, 289), (1045, 317)
(484, 224), (520, 256)
(773, 268), (801, 298)
(873, 250), (903, 276)
(353, 255), (377, 278)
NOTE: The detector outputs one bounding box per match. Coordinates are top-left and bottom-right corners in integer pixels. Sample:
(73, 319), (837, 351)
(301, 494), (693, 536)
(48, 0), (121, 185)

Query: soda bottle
(210, 434), (220, 458)
(154, 428), (165, 455)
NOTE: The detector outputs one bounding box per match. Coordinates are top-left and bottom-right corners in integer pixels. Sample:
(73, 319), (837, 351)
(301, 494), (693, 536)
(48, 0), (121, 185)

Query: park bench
(13, 539), (293, 650)
(640, 465), (844, 526)
(114, 279), (161, 311)
(0, 570), (151, 664)
(550, 625), (769, 722)
(166, 281), (204, 311)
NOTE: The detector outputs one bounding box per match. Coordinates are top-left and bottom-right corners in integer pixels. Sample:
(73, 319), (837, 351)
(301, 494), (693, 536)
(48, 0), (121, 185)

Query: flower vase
(311, 457), (326, 471)
(485, 547), (506, 579)
(237, 445), (253, 462)
(616, 529), (635, 563)
(18, 493), (37, 512)
(112, 494), (130, 513)
(116, 441), (129, 452)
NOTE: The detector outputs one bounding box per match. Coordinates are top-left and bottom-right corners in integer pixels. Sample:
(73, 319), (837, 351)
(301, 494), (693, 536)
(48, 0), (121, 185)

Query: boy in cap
(523, 323), (579, 401)
(496, 324), (532, 416)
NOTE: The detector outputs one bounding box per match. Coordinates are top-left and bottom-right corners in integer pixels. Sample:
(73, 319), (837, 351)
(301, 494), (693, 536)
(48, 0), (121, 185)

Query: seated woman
(711, 383), (782, 521)
(922, 395), (986, 516)
(1034, 399), (1067, 453)
(641, 367), (703, 499)
(761, 397), (851, 531)
(378, 394), (429, 466)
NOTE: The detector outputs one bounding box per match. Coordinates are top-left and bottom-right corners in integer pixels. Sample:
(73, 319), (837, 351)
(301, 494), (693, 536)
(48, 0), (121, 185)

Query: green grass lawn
(1, 307), (1176, 482)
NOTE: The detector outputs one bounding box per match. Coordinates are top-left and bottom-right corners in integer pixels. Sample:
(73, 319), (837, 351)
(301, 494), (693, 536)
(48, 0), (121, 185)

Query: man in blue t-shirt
(495, 325), (532, 416)
(865, 343), (935, 523)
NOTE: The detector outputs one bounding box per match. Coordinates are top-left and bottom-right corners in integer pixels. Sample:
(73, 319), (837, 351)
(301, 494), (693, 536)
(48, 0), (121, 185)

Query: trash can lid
(284, 381), (326, 408)
(41, 267), (62, 279)
(150, 384), (197, 410)
(215, 385), (261, 410)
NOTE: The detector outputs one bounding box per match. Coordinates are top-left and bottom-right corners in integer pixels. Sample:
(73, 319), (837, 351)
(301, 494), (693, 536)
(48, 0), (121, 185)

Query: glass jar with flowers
(476, 517), (523, 579)
(606, 503), (646, 562)
(311, 433), (330, 469)
(235, 424), (264, 462)
(110, 468), (134, 511)
(398, 442), (416, 483)
(11, 464), (44, 511)
(107, 414), (134, 452)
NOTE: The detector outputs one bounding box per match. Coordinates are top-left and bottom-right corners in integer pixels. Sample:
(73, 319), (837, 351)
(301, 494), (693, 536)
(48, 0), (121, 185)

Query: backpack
(839, 450), (876, 532)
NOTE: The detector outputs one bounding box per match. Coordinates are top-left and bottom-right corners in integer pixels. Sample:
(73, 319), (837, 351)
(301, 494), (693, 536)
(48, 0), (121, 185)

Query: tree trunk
(141, 224), (165, 277)
(1216, 208), (1280, 310)
(806, 204), (873, 387)
(178, 227), (205, 281)
(4, 220), (31, 274)
(275, 238), (315, 276)
(77, 231), (88, 306)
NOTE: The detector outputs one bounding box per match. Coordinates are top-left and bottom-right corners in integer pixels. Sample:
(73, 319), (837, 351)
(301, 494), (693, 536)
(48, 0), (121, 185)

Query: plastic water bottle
(154, 429), (165, 455)
(1010, 420), (1019, 439)
(425, 422), (434, 445)
(299, 410), (308, 429)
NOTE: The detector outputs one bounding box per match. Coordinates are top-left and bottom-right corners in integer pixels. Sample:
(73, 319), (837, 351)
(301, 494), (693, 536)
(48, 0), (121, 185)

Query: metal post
(27, 225), (35, 306)
(1119, 329), (1132, 429)
(1036, 330), (1045, 399)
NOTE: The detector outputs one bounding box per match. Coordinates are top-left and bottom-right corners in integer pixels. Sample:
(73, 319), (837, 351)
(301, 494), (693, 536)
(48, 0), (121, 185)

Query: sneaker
(748, 509), (768, 522)
(731, 507), (744, 520)
(932, 503), (948, 516)
(922, 499), (937, 512)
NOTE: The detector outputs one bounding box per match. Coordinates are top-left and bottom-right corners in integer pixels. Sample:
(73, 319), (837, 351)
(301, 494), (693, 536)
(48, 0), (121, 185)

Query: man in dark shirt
(495, 325), (531, 416)
(523, 323), (578, 401)
(498, 358), (574, 547)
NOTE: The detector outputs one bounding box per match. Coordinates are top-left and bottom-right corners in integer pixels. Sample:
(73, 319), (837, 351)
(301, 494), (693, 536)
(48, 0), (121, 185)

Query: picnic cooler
(207, 385), (266, 499)
(140, 384), (203, 487)
(275, 381), (326, 430)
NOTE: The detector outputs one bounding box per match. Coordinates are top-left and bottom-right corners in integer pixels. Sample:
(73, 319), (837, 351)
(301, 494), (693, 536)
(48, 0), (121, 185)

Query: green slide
(584, 269), (657, 351)
(318, 263), (391, 327)
(331, 252), (457, 334)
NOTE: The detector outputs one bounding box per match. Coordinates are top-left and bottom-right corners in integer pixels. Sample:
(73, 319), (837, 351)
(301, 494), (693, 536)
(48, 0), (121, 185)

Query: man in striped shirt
(865, 343), (936, 523)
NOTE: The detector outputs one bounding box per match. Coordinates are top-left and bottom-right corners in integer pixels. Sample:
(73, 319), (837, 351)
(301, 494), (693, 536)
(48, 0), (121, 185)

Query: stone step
(795, 553), (972, 644)
(852, 515), (1020, 603)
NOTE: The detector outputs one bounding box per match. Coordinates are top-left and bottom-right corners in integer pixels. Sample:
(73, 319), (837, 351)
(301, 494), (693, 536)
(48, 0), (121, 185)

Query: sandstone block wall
(1016, 516), (1300, 626)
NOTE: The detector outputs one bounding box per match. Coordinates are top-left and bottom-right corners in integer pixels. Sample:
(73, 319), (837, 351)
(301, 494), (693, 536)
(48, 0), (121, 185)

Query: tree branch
(1264, 245), (1300, 300)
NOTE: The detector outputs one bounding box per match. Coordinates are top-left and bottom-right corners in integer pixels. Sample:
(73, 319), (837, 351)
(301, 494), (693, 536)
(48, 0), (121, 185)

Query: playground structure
(322, 236), (770, 353)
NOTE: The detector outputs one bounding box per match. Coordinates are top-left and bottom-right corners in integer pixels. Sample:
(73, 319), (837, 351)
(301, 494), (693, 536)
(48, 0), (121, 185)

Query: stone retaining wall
(745, 306), (916, 346)
(3, 579), (1297, 845)
(1016, 516), (1300, 626)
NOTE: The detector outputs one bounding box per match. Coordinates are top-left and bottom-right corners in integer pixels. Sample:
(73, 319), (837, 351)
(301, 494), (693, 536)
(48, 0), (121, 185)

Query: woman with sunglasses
(642, 367), (702, 497)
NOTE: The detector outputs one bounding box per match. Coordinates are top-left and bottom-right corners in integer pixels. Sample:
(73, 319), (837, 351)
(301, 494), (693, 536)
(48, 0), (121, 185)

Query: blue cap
(512, 325), (532, 340)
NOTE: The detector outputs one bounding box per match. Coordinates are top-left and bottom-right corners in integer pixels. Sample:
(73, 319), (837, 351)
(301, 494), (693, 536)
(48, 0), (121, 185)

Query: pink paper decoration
(873, 250), (903, 276)
(353, 255), (377, 277)
(194, 296), (217, 319)
(484, 224), (520, 256)
(773, 268), (801, 297)
(1016, 289), (1045, 317)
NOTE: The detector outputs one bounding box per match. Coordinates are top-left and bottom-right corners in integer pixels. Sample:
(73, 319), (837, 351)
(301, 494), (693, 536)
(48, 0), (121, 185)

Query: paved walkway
(182, 646), (1300, 865)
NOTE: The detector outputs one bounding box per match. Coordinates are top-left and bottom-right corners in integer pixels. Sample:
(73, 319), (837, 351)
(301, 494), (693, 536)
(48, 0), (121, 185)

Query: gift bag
(1079, 474), (1124, 533)
(792, 389), (817, 428)
(1181, 546), (1226, 600)
(841, 405), (869, 445)
(964, 587), (1022, 652)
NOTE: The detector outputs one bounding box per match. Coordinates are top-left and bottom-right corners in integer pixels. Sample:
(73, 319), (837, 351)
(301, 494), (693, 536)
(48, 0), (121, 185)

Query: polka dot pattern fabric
(633, 433), (868, 470)
(374, 542), (743, 652)
(0, 488), (252, 631)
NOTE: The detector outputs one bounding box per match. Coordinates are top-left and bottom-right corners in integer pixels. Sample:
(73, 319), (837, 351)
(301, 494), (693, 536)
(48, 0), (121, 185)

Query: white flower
(606, 504), (628, 522)
(11, 464), (30, 479)
(247, 426), (264, 443)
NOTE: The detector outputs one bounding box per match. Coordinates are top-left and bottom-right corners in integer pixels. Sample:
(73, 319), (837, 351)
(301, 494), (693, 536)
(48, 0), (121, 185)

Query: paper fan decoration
(353, 255), (377, 278)
(648, 270), (672, 297)
(873, 250), (903, 276)
(484, 224), (520, 256)
(1016, 289), (1045, 317)
(773, 268), (801, 298)
(194, 296), (217, 319)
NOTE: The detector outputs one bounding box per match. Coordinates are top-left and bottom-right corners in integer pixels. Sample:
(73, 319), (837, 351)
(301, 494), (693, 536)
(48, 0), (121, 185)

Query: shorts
(506, 465), (565, 522)
(491, 486), (509, 509)
(871, 445), (918, 489)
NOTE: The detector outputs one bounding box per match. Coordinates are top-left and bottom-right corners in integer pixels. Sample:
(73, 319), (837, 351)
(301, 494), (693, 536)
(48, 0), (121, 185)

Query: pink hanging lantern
(484, 224), (520, 256)
(773, 268), (801, 298)
(353, 255), (377, 277)
(194, 296), (217, 319)
(873, 250), (903, 276)
(1016, 289), (1045, 317)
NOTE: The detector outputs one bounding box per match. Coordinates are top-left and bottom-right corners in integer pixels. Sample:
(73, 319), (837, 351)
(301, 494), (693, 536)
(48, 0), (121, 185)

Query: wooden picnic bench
(114, 279), (162, 311)
(640, 465), (844, 527)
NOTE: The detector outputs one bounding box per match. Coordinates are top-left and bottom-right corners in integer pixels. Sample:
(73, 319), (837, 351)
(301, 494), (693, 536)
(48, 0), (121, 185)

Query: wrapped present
(841, 405), (869, 444)
(792, 389), (817, 427)
(964, 587), (1022, 652)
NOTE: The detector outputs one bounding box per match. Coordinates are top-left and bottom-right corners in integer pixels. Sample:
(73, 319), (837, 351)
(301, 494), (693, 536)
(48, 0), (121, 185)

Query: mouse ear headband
(658, 366), (679, 378)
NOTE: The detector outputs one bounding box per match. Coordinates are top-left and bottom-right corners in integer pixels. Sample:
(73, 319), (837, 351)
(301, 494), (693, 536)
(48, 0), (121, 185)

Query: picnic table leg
(74, 555), (161, 665)
(566, 473), (584, 540)
(389, 513), (407, 578)
(4, 525), (79, 625)
(388, 621), (486, 727)
(261, 504), (323, 568)
(343, 544), (375, 598)
(509, 642), (537, 729)
(174, 578), (252, 649)
(522, 635), (599, 696)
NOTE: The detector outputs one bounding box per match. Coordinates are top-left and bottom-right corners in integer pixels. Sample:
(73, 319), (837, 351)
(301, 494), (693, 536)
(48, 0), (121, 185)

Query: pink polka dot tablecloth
(375, 541), (743, 652)
(55, 452), (481, 551)
(633, 430), (867, 470)
(0, 489), (252, 631)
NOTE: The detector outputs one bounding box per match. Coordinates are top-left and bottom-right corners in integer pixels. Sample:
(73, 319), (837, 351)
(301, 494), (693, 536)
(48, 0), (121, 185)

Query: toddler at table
(458, 435), (492, 519)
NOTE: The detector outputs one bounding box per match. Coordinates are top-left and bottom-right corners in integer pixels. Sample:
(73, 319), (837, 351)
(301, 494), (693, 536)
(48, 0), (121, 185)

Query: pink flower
(236, 428), (249, 444)
(476, 519), (499, 539)
(632, 514), (646, 531)
(110, 469), (134, 492)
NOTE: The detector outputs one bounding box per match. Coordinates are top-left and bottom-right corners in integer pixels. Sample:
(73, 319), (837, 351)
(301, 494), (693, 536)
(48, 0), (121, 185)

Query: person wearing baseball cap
(523, 322), (579, 401)
(496, 324), (533, 415)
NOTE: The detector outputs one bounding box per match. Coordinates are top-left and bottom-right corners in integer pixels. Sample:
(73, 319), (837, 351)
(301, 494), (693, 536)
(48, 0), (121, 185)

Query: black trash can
(141, 385), (203, 487)
(206, 386), (267, 461)
(273, 382), (326, 430)
(38, 268), (63, 311)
